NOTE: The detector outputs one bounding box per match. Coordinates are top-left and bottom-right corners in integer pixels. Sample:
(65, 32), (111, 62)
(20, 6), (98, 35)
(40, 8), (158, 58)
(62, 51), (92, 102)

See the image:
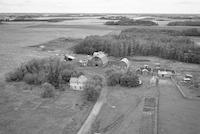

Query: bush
(5, 68), (26, 82)
(83, 85), (101, 103)
(82, 75), (103, 103)
(89, 75), (103, 88)
(120, 73), (140, 87)
(61, 69), (74, 83)
(23, 73), (37, 84)
(107, 72), (122, 86)
(41, 82), (55, 98)
(106, 70), (140, 87)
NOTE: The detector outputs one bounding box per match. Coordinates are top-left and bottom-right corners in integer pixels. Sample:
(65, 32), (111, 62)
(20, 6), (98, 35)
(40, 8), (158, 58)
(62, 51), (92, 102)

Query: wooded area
(74, 28), (200, 64)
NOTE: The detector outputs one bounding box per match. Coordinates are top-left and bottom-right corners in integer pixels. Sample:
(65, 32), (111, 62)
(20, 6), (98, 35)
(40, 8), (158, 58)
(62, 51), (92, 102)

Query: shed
(185, 74), (193, 78)
(142, 69), (149, 75)
(79, 59), (88, 67)
(158, 70), (172, 78)
(91, 51), (108, 67)
(64, 54), (75, 61)
(120, 58), (130, 69)
(183, 77), (191, 82)
(69, 75), (88, 91)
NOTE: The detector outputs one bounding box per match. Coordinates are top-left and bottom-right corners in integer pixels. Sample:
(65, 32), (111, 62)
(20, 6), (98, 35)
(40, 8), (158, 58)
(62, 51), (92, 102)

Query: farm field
(0, 14), (200, 134)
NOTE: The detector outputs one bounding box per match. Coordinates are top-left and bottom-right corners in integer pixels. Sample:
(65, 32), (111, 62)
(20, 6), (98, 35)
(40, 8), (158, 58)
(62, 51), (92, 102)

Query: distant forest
(167, 21), (200, 26)
(74, 28), (200, 64)
(105, 19), (158, 26)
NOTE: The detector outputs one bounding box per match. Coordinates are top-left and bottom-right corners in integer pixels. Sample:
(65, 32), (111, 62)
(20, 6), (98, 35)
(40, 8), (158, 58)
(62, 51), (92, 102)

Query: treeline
(99, 16), (129, 20)
(5, 57), (83, 88)
(167, 21), (200, 26)
(74, 28), (200, 64)
(105, 19), (158, 26)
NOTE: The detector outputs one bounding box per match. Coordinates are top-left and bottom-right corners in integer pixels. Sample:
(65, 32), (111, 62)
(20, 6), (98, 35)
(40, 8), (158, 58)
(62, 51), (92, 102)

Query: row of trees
(167, 21), (200, 26)
(5, 57), (83, 88)
(105, 19), (158, 26)
(74, 28), (200, 64)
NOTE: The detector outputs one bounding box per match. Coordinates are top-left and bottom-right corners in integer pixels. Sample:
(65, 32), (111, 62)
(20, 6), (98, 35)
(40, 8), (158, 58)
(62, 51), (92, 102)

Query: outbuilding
(120, 58), (130, 69)
(64, 54), (75, 61)
(90, 51), (108, 67)
(142, 68), (149, 75)
(158, 70), (173, 78)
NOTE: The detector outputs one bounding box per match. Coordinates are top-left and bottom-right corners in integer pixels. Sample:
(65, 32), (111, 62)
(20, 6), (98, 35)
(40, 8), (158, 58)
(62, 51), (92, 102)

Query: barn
(108, 58), (130, 72)
(69, 75), (88, 91)
(120, 58), (130, 69)
(90, 51), (108, 67)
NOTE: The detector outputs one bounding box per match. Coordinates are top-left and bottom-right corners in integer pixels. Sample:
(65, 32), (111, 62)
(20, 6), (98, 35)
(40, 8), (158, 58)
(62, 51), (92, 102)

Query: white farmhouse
(69, 75), (88, 91)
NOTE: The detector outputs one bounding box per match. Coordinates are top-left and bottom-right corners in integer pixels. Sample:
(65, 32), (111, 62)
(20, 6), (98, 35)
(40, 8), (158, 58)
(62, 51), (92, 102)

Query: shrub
(120, 73), (140, 87)
(83, 84), (101, 103)
(89, 75), (103, 88)
(23, 72), (47, 85)
(106, 70), (140, 87)
(5, 68), (26, 82)
(82, 75), (103, 103)
(61, 69), (74, 83)
(23, 73), (37, 84)
(106, 72), (122, 86)
(41, 82), (55, 98)
(105, 69), (115, 76)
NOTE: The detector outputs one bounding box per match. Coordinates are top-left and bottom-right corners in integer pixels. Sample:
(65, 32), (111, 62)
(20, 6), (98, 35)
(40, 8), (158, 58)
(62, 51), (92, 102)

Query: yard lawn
(0, 81), (93, 134)
(175, 72), (200, 98)
(91, 74), (159, 134)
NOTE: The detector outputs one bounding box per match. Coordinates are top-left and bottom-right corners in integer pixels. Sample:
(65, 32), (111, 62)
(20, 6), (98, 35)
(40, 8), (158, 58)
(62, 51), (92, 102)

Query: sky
(0, 0), (199, 14)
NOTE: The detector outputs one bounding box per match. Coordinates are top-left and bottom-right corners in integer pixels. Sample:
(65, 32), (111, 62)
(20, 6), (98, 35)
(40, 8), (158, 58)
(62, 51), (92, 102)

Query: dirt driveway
(158, 79), (200, 134)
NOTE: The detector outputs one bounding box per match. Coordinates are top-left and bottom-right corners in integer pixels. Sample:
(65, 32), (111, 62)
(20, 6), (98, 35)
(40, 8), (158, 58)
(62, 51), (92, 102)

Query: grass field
(0, 20), (116, 134)
(0, 15), (200, 134)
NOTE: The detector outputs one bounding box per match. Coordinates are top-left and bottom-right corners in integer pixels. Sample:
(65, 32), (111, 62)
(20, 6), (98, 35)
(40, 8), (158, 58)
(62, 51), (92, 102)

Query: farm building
(185, 74), (193, 78)
(155, 63), (161, 69)
(69, 75), (88, 91)
(78, 55), (93, 67)
(79, 59), (88, 67)
(183, 77), (191, 82)
(158, 70), (173, 78)
(64, 54), (75, 61)
(108, 58), (130, 72)
(90, 51), (108, 67)
(136, 64), (151, 75)
(120, 58), (130, 69)
(142, 68), (149, 75)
